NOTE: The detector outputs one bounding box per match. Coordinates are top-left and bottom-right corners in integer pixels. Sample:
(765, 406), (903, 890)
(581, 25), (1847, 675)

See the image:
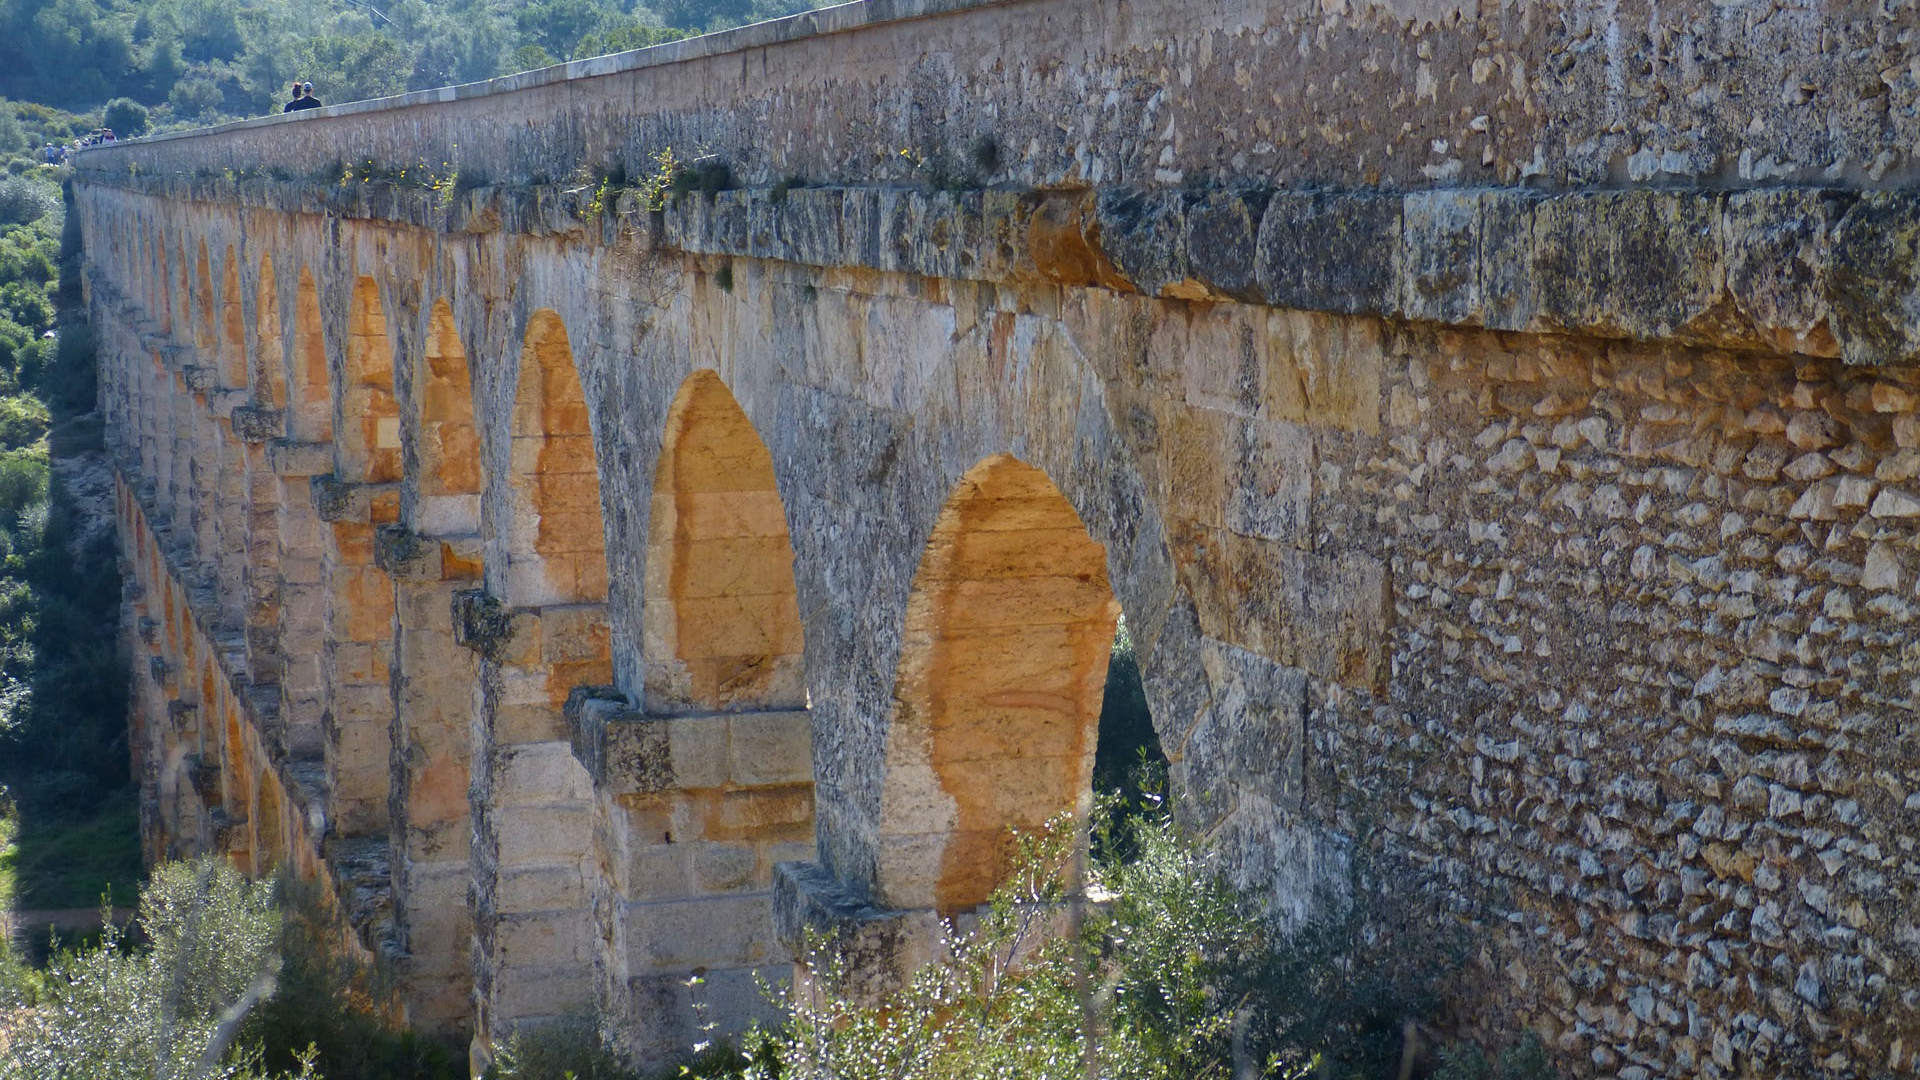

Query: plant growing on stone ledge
(745, 804), (1559, 1080)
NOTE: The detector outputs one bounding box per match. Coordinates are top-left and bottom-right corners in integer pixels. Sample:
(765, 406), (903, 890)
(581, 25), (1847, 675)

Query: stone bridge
(68, 0), (1920, 1074)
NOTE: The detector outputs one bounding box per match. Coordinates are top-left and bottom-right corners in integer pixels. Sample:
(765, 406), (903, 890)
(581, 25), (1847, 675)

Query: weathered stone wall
(70, 0), (1920, 1076)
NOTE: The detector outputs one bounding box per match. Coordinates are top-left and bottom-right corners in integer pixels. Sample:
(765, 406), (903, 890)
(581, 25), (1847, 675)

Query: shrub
(0, 857), (314, 1080)
(0, 177), (56, 229)
(752, 806), (1559, 1080)
(246, 874), (464, 1080)
(103, 97), (151, 137)
(0, 448), (47, 525)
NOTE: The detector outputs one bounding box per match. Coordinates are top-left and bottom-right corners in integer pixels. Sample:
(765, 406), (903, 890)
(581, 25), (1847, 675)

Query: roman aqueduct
(64, 0), (1920, 1073)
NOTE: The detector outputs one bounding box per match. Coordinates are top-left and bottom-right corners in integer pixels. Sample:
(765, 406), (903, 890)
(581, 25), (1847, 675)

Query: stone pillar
(569, 694), (813, 1062)
(376, 524), (482, 1036)
(312, 476), (399, 839)
(455, 592), (607, 1069)
(268, 441), (334, 763)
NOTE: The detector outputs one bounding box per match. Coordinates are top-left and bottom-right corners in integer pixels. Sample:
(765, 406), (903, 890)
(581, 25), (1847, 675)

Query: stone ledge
(771, 860), (938, 1001)
(82, 171), (1920, 364)
(565, 690), (813, 796)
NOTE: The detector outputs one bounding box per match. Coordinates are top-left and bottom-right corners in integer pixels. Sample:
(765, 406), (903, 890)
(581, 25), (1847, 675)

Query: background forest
(0, 0), (837, 137)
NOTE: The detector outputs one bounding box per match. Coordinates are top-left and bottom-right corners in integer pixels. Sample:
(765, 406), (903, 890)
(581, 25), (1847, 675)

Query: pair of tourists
(283, 83), (324, 113)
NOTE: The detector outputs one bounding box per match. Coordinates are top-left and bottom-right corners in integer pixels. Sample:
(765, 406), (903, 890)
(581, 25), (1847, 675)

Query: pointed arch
(291, 268), (331, 442)
(508, 310), (607, 606)
(878, 455), (1120, 915)
(254, 256), (286, 410)
(643, 370), (804, 714)
(343, 277), (401, 483)
(218, 248), (246, 389)
(417, 299), (480, 526)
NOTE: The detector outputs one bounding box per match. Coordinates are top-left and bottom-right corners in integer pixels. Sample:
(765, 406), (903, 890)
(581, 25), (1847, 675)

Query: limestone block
(1723, 188), (1834, 348)
(1184, 190), (1267, 303)
(727, 710), (814, 787)
(1534, 191), (1722, 340)
(496, 807), (593, 871)
(1399, 189), (1481, 324)
(621, 892), (782, 968)
(1255, 192), (1401, 316)
(666, 714), (730, 789)
(1179, 526), (1388, 691)
(267, 440), (332, 477)
(691, 842), (758, 893)
(499, 741), (594, 803)
(1092, 188), (1194, 298)
(1828, 192), (1920, 366)
(497, 863), (587, 914)
(772, 861), (944, 1001)
(777, 186), (844, 267)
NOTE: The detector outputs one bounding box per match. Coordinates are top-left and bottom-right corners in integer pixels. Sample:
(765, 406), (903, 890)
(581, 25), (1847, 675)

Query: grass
(1, 790), (141, 910)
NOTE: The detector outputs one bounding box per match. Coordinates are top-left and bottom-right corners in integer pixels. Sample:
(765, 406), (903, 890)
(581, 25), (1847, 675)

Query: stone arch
(291, 268), (331, 442)
(343, 277), (401, 483)
(416, 298), (479, 531)
(254, 769), (286, 872)
(219, 248), (246, 389)
(878, 454), (1120, 915)
(643, 370), (804, 714)
(156, 236), (173, 335)
(254, 256), (286, 410)
(508, 310), (607, 606)
(195, 238), (216, 354)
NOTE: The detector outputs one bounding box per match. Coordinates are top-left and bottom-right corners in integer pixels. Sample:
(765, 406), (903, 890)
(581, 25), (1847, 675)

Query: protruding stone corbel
(772, 861), (940, 1002)
(166, 698), (197, 730)
(229, 406), (285, 443)
(137, 616), (159, 645)
(564, 688), (660, 792)
(181, 365), (215, 393)
(373, 524), (435, 579)
(451, 589), (523, 663)
(149, 655), (173, 688)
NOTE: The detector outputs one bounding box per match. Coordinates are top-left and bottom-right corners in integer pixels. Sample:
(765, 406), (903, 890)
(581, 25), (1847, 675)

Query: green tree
(0, 102), (22, 155)
(0, 858), (314, 1080)
(102, 96), (150, 137)
(287, 33), (410, 106)
(513, 0), (607, 61)
(169, 74), (225, 120)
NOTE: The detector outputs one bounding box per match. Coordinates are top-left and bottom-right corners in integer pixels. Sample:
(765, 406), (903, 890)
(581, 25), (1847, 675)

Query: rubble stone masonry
(68, 0), (1920, 1074)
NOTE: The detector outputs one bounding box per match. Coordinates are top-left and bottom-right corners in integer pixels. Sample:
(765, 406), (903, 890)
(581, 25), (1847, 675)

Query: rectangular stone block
(621, 892), (779, 969)
(727, 711), (812, 787)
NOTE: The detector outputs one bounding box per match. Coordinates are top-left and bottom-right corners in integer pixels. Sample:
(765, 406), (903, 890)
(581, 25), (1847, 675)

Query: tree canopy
(0, 0), (836, 124)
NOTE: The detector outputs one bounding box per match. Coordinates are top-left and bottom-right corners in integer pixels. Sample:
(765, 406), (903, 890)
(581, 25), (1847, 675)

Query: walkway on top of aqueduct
(68, 0), (1920, 1075)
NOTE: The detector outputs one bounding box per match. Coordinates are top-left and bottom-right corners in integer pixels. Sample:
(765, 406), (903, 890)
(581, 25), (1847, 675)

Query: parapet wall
(68, 0), (1920, 1076)
(72, 0), (1920, 194)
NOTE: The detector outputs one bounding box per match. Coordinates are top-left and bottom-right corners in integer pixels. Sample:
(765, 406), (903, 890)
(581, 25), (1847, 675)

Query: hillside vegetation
(0, 0), (838, 133)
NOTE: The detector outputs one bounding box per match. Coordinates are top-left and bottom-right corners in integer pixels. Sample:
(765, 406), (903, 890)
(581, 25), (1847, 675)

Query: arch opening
(507, 310), (607, 607)
(416, 299), (479, 533)
(292, 268), (330, 442)
(254, 256), (286, 410)
(343, 277), (401, 483)
(254, 769), (286, 873)
(194, 238), (215, 355)
(642, 370), (804, 715)
(219, 249), (246, 389)
(879, 455), (1120, 915)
